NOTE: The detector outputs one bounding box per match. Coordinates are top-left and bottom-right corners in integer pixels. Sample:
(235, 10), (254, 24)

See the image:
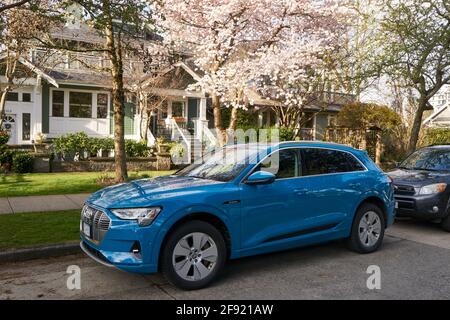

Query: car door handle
(294, 188), (309, 195)
(349, 183), (362, 189)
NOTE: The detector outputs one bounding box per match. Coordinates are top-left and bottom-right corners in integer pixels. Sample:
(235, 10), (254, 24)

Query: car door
(240, 148), (307, 248)
(299, 148), (367, 229)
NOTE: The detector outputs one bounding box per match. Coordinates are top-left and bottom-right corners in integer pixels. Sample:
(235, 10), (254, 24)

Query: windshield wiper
(187, 174), (208, 179)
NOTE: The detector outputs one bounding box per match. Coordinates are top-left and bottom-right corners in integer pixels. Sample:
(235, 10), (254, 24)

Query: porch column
(258, 110), (263, 127)
(199, 97), (207, 121)
(196, 97), (208, 140)
(33, 80), (43, 140)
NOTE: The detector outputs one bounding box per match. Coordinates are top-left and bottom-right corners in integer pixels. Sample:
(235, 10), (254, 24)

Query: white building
(423, 85), (450, 128)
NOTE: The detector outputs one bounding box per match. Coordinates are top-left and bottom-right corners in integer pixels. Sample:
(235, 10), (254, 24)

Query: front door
(1, 115), (17, 144)
(240, 148), (306, 249)
(187, 98), (199, 133)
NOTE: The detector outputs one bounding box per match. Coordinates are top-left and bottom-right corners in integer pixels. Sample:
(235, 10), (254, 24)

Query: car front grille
(81, 205), (111, 243)
(393, 184), (416, 196)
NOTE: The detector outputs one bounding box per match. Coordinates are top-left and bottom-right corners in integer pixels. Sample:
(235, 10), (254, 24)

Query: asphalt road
(1, 219), (450, 300)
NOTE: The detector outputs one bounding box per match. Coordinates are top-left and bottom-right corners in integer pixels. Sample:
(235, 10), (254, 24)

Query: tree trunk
(104, 7), (128, 183)
(0, 55), (17, 127)
(227, 106), (239, 131)
(375, 130), (382, 165)
(408, 97), (426, 153)
(212, 94), (227, 146)
(0, 89), (9, 127)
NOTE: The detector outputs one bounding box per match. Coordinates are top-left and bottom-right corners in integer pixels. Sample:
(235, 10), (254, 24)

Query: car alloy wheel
(347, 203), (385, 253)
(172, 232), (218, 281)
(358, 211), (382, 247)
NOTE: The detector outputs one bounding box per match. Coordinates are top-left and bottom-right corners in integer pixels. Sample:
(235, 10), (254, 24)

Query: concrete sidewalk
(0, 194), (90, 214)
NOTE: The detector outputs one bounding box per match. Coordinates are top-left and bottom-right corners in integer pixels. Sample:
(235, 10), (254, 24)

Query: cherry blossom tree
(159, 0), (346, 144)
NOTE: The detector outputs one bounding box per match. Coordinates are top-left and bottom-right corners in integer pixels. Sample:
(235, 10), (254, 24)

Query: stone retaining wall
(33, 154), (172, 173)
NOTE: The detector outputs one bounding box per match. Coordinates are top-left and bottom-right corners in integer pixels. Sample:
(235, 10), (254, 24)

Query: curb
(0, 242), (81, 263)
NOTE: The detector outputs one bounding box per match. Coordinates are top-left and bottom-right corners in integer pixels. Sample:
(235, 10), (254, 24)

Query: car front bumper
(80, 204), (160, 274)
(394, 193), (449, 219)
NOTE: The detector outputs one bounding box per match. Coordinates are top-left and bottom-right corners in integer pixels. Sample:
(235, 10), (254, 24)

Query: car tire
(347, 203), (385, 254)
(440, 212), (450, 232)
(161, 220), (226, 290)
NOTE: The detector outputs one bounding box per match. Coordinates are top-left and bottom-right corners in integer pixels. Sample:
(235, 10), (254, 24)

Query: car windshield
(400, 148), (450, 172)
(176, 145), (262, 182)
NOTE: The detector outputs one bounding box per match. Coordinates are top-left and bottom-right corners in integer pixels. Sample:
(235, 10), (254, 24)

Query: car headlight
(111, 207), (161, 227)
(418, 183), (447, 195)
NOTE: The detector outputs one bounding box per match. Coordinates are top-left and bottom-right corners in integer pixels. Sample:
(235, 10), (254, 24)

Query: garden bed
(33, 154), (172, 173)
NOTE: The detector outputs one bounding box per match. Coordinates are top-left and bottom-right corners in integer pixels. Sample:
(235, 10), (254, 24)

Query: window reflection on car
(176, 145), (261, 182)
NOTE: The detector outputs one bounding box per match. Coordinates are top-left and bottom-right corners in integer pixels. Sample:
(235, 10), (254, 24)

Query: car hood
(87, 175), (224, 209)
(388, 168), (450, 187)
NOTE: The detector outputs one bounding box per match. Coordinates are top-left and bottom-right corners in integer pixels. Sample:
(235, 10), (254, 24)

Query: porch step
(188, 137), (203, 162)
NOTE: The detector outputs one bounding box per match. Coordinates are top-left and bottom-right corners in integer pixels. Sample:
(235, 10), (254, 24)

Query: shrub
(221, 108), (259, 131)
(0, 130), (9, 145)
(125, 140), (150, 157)
(338, 102), (401, 130)
(0, 147), (13, 167)
(53, 132), (89, 159)
(0, 131), (12, 170)
(170, 142), (186, 158)
(278, 127), (296, 141)
(12, 152), (34, 173)
(422, 128), (450, 146)
(98, 137), (114, 151)
(87, 137), (102, 157)
(257, 126), (295, 142)
(53, 133), (119, 159)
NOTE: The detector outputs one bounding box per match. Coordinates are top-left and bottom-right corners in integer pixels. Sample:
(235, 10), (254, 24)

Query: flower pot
(157, 144), (171, 153)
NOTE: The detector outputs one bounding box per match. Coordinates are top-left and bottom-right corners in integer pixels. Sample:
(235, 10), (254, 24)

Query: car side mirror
(245, 171), (276, 185)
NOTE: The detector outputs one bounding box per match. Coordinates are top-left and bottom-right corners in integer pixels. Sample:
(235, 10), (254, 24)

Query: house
(0, 11), (215, 148)
(423, 85), (450, 128)
(0, 11), (354, 151)
(250, 90), (355, 140)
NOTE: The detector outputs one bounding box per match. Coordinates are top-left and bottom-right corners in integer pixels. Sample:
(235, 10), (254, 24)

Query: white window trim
(328, 114), (337, 127)
(49, 87), (111, 119)
(168, 98), (188, 118)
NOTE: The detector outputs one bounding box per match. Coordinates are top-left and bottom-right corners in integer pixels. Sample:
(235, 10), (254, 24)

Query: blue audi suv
(80, 141), (395, 290)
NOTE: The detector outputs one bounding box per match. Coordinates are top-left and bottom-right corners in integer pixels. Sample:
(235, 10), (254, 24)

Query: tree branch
(0, 0), (30, 13)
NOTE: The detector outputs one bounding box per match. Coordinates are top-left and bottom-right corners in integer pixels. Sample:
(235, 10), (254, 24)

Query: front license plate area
(83, 222), (91, 238)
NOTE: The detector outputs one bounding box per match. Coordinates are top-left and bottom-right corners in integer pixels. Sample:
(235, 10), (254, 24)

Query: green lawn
(0, 210), (81, 250)
(0, 170), (175, 197)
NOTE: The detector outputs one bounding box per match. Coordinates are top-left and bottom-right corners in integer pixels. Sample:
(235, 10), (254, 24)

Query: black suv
(389, 145), (450, 231)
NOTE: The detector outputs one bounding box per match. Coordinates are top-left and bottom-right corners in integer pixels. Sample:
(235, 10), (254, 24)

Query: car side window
(302, 148), (365, 176)
(256, 149), (300, 179)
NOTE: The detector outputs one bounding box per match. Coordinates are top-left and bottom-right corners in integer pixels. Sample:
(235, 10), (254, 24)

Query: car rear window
(302, 148), (366, 176)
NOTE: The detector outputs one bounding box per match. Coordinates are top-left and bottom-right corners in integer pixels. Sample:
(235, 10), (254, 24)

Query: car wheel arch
(355, 196), (388, 228)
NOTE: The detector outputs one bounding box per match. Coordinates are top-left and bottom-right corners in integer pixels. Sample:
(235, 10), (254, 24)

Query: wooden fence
(324, 127), (382, 165)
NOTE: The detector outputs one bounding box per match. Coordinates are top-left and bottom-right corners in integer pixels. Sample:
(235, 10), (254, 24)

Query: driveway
(1, 219), (449, 300)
